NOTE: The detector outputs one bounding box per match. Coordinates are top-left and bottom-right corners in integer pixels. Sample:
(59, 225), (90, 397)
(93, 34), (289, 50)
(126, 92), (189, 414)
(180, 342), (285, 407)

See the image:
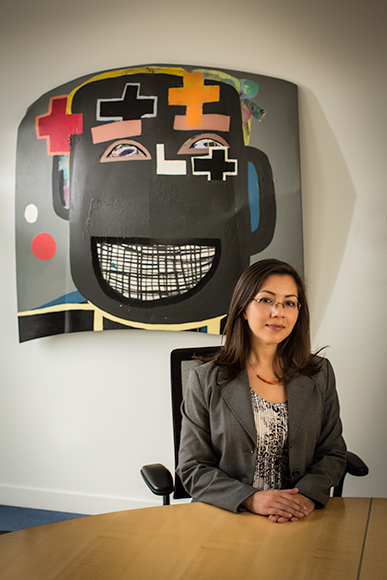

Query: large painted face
(57, 70), (275, 325)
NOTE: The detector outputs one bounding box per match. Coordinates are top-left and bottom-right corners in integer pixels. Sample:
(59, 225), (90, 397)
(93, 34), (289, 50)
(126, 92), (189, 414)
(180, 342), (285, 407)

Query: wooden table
(0, 498), (384, 579)
(358, 498), (387, 580)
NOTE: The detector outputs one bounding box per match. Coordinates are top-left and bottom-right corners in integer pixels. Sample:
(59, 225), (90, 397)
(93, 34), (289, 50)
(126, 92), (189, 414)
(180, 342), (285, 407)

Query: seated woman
(177, 258), (346, 523)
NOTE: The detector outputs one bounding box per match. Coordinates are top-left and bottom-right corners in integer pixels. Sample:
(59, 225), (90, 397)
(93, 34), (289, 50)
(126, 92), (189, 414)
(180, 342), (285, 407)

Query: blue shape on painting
(248, 162), (259, 232)
(35, 290), (87, 309)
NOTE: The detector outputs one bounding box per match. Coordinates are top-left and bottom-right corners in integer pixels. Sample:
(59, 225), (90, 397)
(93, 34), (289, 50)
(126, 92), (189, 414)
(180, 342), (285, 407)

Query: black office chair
(141, 346), (369, 505)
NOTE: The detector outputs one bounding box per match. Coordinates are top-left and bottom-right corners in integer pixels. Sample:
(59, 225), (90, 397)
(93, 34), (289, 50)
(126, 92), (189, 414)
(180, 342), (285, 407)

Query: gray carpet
(0, 504), (86, 533)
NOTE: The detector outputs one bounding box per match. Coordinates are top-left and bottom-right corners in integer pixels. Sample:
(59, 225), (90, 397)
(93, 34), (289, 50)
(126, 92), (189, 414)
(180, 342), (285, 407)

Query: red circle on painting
(31, 233), (56, 260)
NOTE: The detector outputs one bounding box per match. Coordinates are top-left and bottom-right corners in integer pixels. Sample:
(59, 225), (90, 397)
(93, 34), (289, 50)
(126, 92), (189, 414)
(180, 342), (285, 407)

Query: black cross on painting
(98, 83), (157, 121)
(192, 148), (237, 180)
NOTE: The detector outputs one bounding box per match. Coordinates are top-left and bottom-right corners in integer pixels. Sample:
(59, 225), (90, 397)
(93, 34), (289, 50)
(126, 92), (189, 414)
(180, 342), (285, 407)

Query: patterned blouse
(250, 388), (290, 490)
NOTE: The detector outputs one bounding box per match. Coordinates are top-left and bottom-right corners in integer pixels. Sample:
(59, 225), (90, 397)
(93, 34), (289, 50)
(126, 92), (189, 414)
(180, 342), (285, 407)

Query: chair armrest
(345, 451), (369, 477)
(140, 463), (175, 497)
(332, 450), (369, 497)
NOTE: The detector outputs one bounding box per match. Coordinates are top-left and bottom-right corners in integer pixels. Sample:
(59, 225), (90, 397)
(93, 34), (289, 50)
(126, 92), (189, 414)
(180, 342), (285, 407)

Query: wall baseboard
(0, 484), (166, 515)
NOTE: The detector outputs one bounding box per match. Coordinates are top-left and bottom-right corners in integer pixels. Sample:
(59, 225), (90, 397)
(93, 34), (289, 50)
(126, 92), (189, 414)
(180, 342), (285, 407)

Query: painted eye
(191, 138), (224, 149)
(101, 140), (151, 162)
(109, 144), (143, 158)
(178, 133), (230, 155)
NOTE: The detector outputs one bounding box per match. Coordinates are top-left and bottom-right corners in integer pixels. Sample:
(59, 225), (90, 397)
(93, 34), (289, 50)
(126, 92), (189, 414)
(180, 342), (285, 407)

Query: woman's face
(244, 274), (300, 349)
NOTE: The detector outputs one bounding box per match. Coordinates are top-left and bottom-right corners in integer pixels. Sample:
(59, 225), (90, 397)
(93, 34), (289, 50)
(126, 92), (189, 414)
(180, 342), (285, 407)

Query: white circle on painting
(24, 204), (38, 223)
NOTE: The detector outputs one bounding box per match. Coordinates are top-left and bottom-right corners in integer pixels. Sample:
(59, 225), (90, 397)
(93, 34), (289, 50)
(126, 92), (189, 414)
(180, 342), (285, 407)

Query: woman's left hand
(268, 494), (315, 523)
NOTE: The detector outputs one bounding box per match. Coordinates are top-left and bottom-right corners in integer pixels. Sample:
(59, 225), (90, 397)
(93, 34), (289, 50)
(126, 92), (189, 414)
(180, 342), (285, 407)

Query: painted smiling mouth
(93, 237), (220, 304)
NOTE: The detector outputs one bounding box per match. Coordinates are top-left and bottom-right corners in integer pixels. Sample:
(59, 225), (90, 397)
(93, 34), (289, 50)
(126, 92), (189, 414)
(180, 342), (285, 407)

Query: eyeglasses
(252, 297), (301, 312)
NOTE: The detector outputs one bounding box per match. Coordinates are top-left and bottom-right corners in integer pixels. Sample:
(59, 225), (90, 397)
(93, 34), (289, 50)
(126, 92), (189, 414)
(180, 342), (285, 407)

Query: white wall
(0, 0), (386, 514)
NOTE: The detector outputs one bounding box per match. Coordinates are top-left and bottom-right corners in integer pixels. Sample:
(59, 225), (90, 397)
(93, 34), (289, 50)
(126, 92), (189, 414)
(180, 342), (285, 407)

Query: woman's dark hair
(211, 258), (322, 382)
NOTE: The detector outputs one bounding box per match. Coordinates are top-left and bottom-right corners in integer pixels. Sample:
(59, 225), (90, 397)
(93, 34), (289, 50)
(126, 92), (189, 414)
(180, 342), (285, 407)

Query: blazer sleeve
(290, 358), (347, 507)
(176, 365), (257, 513)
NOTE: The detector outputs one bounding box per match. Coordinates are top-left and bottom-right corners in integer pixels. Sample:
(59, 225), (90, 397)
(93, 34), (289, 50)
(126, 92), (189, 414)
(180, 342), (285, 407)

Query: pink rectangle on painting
(174, 114), (230, 132)
(92, 120), (142, 143)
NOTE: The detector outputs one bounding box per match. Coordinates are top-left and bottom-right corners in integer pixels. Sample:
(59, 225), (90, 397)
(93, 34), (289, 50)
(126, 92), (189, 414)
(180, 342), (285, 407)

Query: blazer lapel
(220, 370), (257, 446)
(219, 370), (316, 447)
(287, 374), (315, 442)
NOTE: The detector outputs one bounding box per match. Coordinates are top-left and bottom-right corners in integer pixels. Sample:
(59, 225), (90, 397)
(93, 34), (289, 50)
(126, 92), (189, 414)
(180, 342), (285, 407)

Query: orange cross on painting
(168, 73), (220, 127)
(36, 95), (83, 155)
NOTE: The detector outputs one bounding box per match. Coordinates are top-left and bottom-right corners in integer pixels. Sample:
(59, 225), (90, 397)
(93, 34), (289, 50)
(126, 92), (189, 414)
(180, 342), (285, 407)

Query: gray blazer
(177, 357), (346, 513)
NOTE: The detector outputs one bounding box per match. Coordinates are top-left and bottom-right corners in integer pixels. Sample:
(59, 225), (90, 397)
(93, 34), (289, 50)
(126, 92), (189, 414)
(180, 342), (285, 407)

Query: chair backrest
(170, 346), (221, 499)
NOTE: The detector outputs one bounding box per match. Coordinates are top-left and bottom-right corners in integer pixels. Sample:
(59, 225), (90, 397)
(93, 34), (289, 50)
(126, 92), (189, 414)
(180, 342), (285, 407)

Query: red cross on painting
(168, 73), (220, 127)
(36, 95), (83, 155)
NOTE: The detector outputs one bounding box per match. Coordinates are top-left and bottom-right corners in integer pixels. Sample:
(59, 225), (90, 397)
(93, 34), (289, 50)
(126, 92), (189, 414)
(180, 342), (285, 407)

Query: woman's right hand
(242, 488), (309, 520)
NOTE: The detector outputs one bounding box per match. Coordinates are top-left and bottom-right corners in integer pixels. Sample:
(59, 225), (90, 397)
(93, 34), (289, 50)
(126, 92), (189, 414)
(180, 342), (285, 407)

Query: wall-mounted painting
(15, 64), (303, 342)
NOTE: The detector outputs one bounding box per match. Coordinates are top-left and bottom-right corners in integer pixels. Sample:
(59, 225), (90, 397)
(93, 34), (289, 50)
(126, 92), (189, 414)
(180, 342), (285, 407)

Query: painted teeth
(96, 241), (216, 301)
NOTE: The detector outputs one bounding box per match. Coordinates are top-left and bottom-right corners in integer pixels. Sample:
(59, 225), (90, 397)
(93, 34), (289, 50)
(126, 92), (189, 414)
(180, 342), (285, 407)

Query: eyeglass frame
(251, 297), (302, 312)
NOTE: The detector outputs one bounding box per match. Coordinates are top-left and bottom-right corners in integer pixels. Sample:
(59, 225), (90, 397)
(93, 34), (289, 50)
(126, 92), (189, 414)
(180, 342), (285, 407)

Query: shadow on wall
(298, 85), (357, 333)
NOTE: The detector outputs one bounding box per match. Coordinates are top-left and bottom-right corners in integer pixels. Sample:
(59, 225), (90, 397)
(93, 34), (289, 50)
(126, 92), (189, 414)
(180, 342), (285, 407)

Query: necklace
(247, 360), (283, 385)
